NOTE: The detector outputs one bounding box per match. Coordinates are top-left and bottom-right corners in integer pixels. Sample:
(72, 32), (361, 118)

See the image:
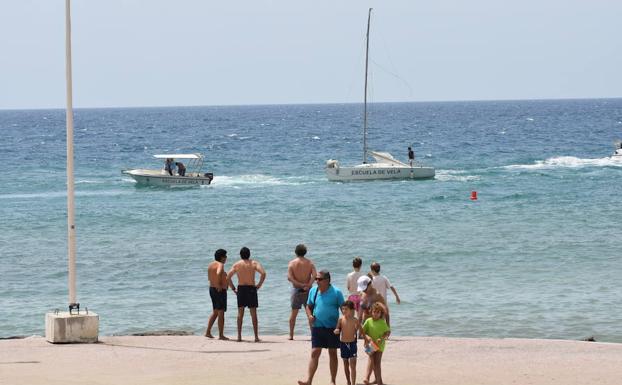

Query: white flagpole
(65, 0), (77, 307)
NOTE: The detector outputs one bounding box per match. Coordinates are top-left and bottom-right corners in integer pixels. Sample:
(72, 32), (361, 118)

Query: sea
(1, 99), (621, 342)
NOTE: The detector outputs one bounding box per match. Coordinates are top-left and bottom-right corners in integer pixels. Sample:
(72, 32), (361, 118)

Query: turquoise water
(1, 99), (621, 341)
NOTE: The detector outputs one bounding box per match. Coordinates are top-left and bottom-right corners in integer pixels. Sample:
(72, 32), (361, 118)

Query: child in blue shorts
(334, 300), (360, 385)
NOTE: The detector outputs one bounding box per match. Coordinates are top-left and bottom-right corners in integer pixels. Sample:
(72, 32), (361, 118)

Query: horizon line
(2, 96), (621, 112)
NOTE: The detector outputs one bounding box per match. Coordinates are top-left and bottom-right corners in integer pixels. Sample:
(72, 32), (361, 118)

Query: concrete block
(45, 311), (99, 343)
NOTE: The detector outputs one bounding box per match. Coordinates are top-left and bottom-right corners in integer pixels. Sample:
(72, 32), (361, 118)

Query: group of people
(205, 244), (400, 385)
(164, 158), (186, 176)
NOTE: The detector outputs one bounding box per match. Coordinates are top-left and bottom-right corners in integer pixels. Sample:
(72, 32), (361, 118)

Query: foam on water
(435, 169), (481, 182)
(504, 155), (622, 170)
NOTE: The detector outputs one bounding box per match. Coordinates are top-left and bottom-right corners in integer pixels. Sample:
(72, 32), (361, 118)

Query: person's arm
(305, 263), (318, 290)
(226, 266), (237, 292)
(255, 262), (267, 290)
(305, 288), (316, 324)
(217, 264), (228, 290)
(390, 286), (401, 304)
(333, 317), (342, 335)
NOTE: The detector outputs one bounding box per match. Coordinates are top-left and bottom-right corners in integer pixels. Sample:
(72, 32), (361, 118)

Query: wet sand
(1, 335), (621, 385)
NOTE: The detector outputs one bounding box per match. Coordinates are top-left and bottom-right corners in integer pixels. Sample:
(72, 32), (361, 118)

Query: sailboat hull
(325, 165), (435, 181)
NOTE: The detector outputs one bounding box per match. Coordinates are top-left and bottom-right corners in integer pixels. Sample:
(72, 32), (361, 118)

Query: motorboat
(122, 153), (214, 186)
(613, 140), (622, 157)
(325, 8), (435, 182)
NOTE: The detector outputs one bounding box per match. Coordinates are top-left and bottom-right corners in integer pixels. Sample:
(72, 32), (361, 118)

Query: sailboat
(325, 8), (435, 182)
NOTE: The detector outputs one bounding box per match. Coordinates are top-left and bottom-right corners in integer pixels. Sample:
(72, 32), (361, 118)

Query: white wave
(226, 133), (238, 137)
(504, 156), (622, 170)
(207, 174), (314, 188)
(435, 170), (481, 182)
(312, 136), (320, 140)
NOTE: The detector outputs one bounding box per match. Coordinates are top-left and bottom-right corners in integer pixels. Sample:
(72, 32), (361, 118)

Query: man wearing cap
(298, 270), (344, 385)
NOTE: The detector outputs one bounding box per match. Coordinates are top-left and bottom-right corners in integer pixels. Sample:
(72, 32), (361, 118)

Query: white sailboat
(325, 8), (435, 182)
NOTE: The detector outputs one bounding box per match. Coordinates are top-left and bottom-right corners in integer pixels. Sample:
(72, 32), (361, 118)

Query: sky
(1, 0), (621, 109)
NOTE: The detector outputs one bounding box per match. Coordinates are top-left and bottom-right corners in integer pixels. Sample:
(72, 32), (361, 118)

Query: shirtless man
(226, 247), (267, 342)
(287, 244), (317, 340)
(205, 249), (229, 340)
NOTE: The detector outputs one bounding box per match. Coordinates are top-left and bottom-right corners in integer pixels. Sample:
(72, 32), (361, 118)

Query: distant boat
(613, 140), (622, 157)
(325, 8), (435, 182)
(122, 153), (214, 186)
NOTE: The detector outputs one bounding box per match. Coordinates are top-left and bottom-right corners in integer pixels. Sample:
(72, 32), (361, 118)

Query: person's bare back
(231, 259), (265, 287)
(288, 257), (316, 290)
(208, 261), (226, 289)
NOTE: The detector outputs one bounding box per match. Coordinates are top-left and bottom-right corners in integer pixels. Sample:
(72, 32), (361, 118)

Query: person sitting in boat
(176, 162), (186, 177)
(408, 146), (415, 167)
(165, 158), (175, 176)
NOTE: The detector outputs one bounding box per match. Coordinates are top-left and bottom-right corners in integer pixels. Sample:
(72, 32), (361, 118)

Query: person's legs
(350, 357), (357, 385)
(205, 312), (217, 338)
(328, 348), (338, 385)
(374, 351), (384, 385)
(236, 307), (245, 341)
(250, 307), (260, 342)
(342, 358), (351, 385)
(298, 347), (322, 385)
(217, 310), (228, 340)
(289, 308), (299, 340)
(364, 351), (374, 384)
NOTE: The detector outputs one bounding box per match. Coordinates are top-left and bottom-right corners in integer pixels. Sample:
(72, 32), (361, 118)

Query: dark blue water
(1, 99), (621, 341)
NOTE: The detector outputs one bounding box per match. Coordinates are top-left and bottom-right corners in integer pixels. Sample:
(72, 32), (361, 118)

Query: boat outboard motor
(326, 159), (339, 169)
(204, 173), (214, 184)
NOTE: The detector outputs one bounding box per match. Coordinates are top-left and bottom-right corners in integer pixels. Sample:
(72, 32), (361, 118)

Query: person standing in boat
(175, 161), (186, 176)
(165, 158), (175, 176)
(408, 147), (415, 167)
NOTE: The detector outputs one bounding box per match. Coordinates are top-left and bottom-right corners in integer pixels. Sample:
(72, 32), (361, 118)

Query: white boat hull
(325, 165), (435, 181)
(122, 169), (213, 187)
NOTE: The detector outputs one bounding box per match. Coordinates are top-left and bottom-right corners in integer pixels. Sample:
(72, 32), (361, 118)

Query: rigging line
(370, 58), (414, 99)
(375, 26), (414, 99)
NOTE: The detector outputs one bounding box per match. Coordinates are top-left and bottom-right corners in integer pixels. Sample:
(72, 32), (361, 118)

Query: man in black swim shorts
(227, 247), (267, 342)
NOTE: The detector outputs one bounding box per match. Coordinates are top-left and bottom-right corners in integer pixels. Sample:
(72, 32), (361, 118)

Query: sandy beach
(1, 335), (621, 385)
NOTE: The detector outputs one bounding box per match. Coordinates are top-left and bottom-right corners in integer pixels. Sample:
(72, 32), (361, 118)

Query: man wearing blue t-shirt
(298, 270), (344, 385)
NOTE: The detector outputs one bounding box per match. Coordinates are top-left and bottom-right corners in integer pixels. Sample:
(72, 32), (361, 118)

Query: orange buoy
(470, 191), (478, 200)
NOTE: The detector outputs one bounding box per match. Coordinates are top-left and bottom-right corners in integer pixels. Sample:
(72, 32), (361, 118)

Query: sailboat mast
(363, 8), (372, 164)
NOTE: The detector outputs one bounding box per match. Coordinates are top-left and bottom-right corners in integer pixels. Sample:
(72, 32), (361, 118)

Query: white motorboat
(122, 154), (214, 187)
(613, 140), (622, 157)
(325, 8), (435, 182)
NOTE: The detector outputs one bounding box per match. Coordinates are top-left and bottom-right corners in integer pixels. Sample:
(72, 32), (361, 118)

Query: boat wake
(435, 170), (481, 182)
(503, 156), (622, 170)
(206, 174), (317, 189)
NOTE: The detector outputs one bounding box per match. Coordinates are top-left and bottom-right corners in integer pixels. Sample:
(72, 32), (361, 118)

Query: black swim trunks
(236, 285), (258, 308)
(209, 287), (227, 311)
(311, 327), (340, 349)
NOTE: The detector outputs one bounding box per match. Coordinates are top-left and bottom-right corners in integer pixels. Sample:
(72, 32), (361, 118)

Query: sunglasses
(315, 277), (325, 281)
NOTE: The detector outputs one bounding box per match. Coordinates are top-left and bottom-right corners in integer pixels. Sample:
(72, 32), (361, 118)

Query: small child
(361, 302), (391, 385)
(333, 300), (360, 385)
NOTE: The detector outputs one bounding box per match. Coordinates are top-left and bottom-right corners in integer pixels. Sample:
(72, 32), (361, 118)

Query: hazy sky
(1, 0), (621, 109)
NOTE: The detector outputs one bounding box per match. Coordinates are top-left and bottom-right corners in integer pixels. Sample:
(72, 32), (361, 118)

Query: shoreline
(2, 335), (621, 385)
